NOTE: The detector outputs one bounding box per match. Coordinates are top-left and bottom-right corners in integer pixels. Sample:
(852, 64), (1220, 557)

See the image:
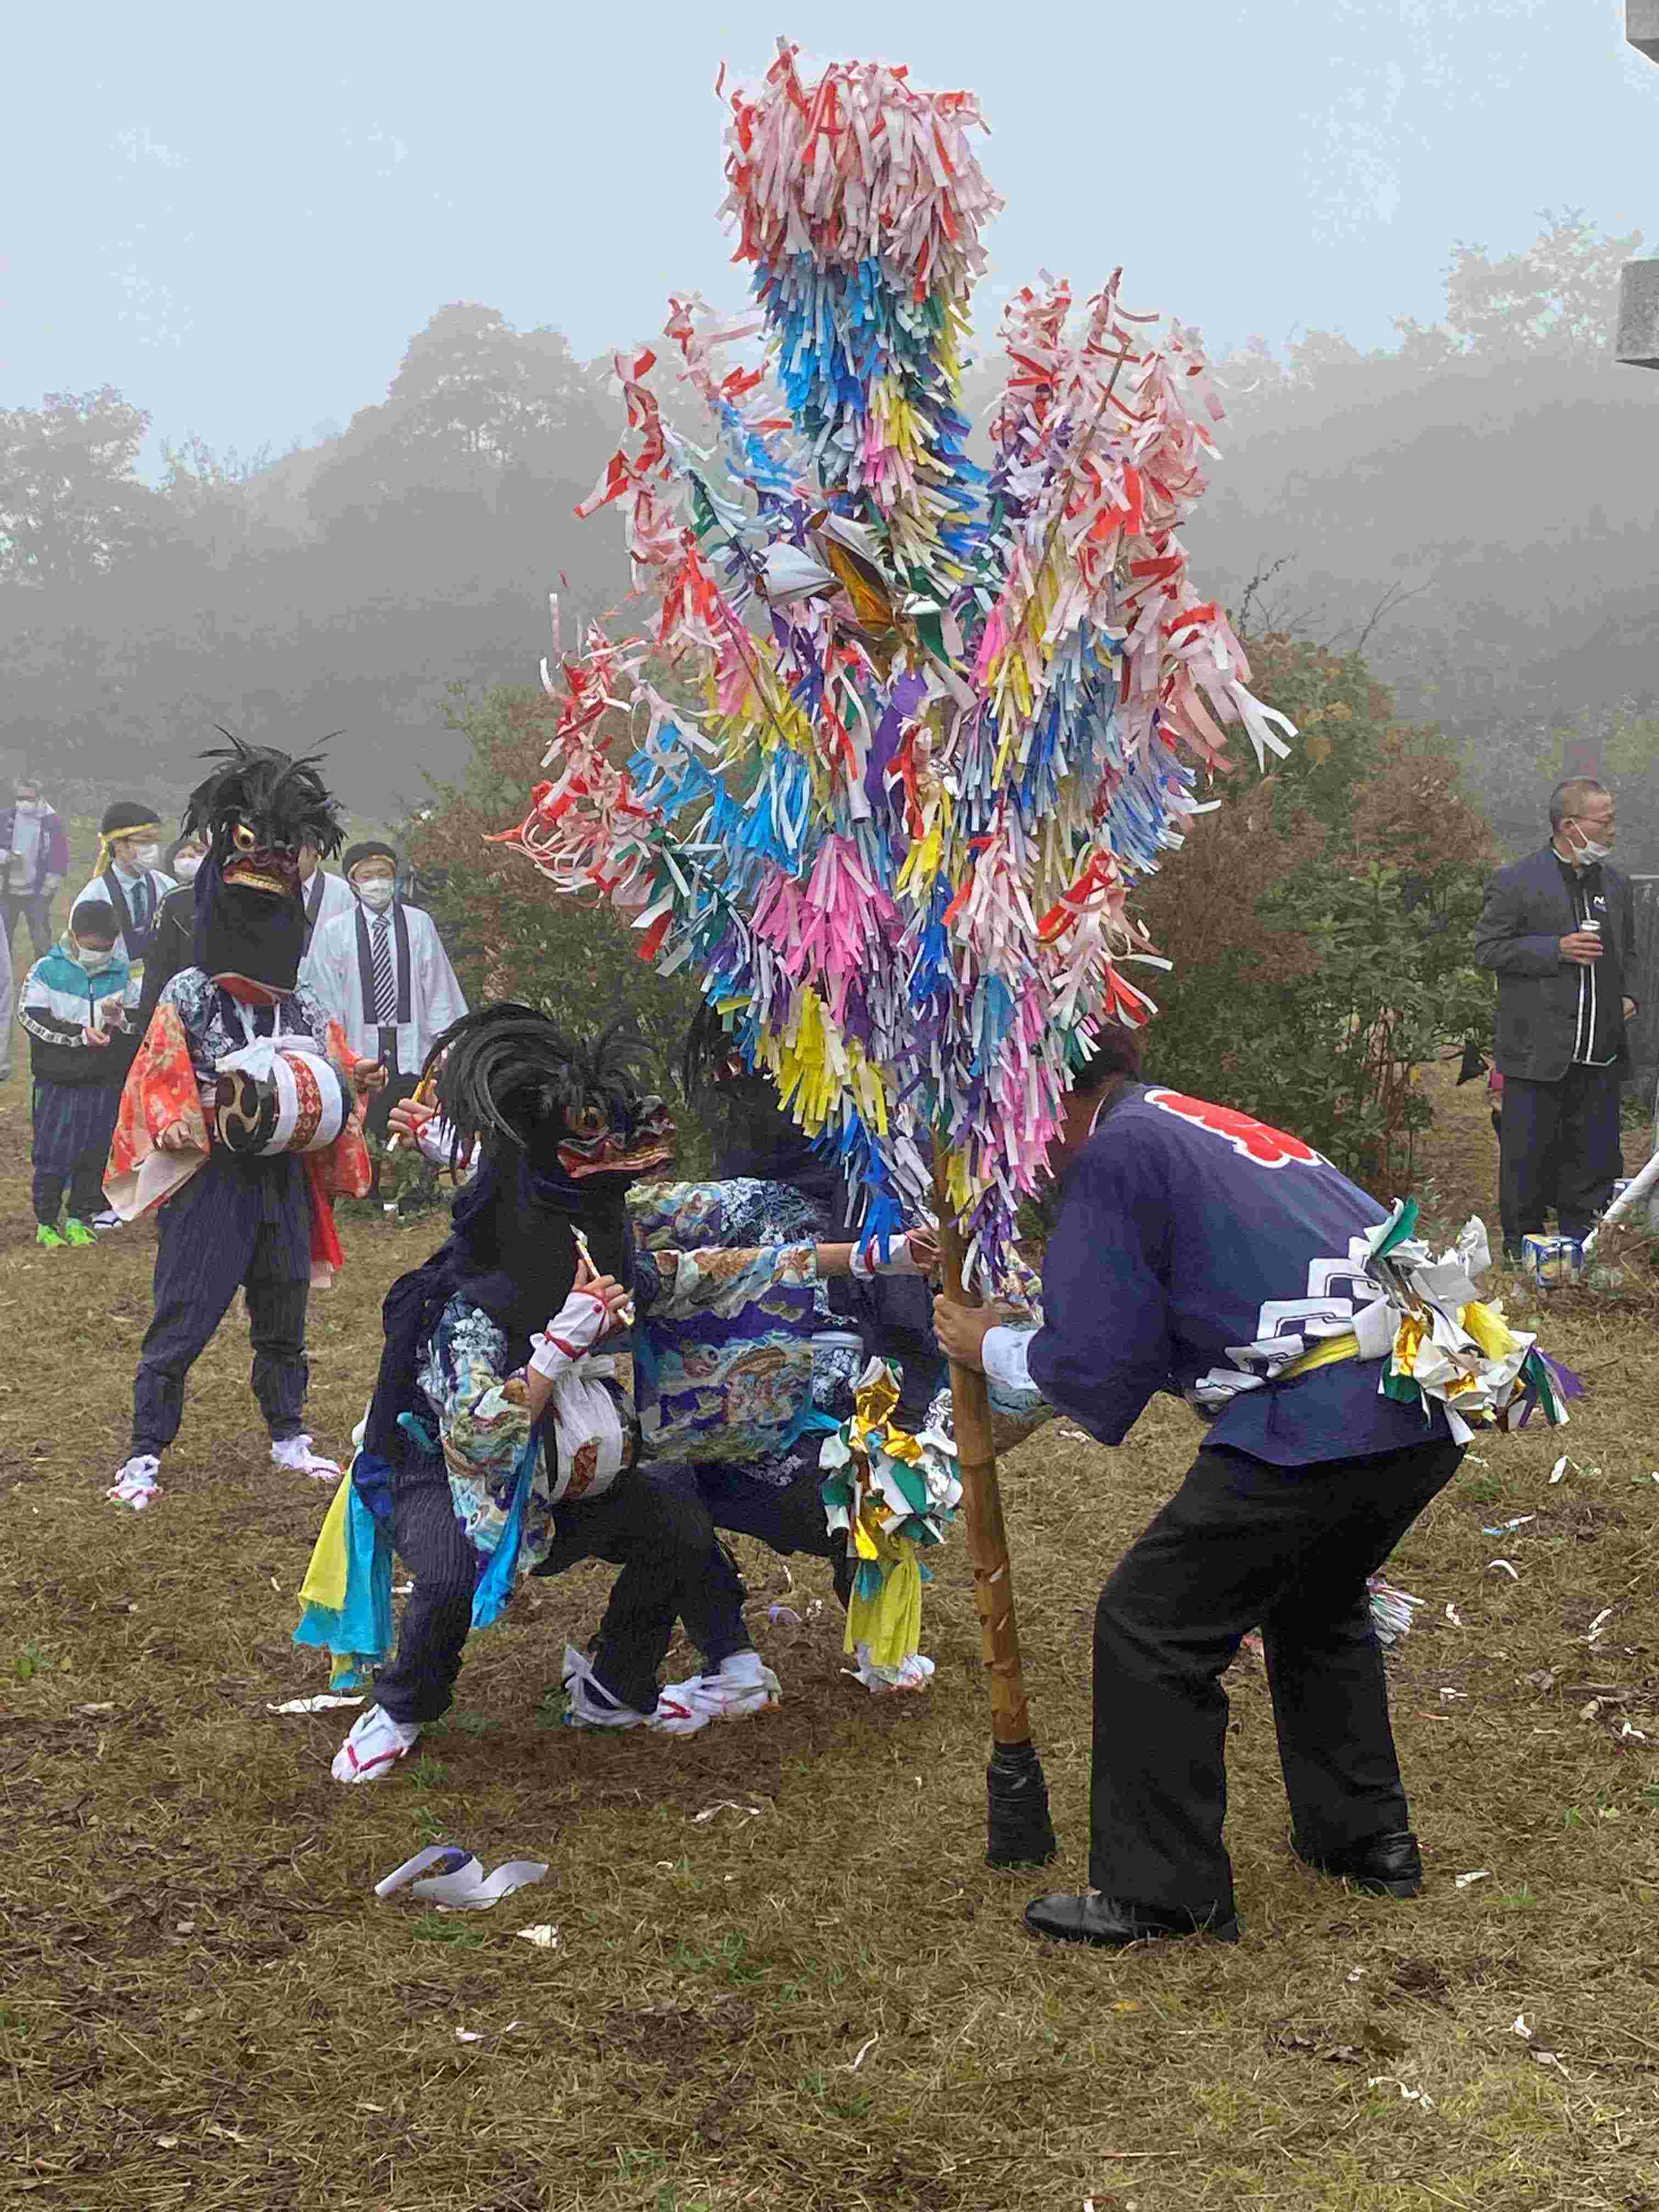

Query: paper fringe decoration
(497, 41), (1295, 1288)
(1367, 1578), (1424, 1646)
(1363, 1205), (1576, 1441)
(820, 1358), (962, 1672)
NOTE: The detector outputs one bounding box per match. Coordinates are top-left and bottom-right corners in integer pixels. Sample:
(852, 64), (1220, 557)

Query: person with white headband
(74, 800), (175, 970)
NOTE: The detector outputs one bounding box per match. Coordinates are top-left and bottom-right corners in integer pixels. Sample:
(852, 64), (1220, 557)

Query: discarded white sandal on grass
(852, 1643), (935, 1695)
(657, 1650), (782, 1726)
(560, 1643), (710, 1736)
(271, 1434), (342, 1480)
(331, 1703), (421, 1784)
(108, 1455), (162, 1511)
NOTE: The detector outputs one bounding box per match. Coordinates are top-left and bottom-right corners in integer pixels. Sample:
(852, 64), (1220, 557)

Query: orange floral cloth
(105, 1006), (372, 1284)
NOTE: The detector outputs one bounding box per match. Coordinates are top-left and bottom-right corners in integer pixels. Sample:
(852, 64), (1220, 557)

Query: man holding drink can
(1474, 779), (1640, 1262)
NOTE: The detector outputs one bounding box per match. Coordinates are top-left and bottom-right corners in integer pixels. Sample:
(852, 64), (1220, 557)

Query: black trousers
(131, 1147), (311, 1455)
(1498, 1063), (1623, 1248)
(1090, 1436), (1464, 1923)
(373, 1456), (754, 1725)
(653, 1455), (855, 1611)
(31, 1079), (121, 1224)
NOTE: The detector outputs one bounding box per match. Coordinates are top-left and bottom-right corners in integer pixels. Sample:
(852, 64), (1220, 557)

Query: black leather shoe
(1023, 1890), (1240, 1947)
(1295, 1829), (1423, 1898)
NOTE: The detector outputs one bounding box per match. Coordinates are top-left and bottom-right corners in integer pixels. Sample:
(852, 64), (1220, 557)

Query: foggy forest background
(3, 211), (1657, 878)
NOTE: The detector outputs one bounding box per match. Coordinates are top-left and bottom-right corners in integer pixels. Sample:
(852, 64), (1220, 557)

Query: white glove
(849, 1231), (929, 1280)
(528, 1286), (613, 1379)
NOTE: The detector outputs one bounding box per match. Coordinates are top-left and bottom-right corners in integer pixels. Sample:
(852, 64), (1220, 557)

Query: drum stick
(385, 1070), (436, 1156)
(573, 1225), (635, 1328)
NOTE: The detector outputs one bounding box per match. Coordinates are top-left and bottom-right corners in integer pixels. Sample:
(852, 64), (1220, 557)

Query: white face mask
(174, 855), (203, 883)
(1567, 821), (1613, 864)
(15, 796), (41, 814)
(68, 939), (112, 971)
(355, 877), (395, 912)
(129, 842), (161, 871)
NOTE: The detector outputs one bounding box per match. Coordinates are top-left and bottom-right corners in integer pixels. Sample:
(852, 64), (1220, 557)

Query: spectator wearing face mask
(130, 836), (208, 1040)
(1474, 777), (1641, 1260)
(18, 899), (141, 1247)
(304, 841), (467, 1144)
(1, 776), (71, 962)
(76, 802), (176, 970)
(296, 839), (356, 975)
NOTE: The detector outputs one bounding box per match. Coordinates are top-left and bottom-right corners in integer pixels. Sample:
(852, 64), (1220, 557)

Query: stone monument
(1616, 2), (1659, 366)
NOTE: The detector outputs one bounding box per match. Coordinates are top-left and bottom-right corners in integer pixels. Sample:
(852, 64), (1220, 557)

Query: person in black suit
(1473, 778), (1640, 1259)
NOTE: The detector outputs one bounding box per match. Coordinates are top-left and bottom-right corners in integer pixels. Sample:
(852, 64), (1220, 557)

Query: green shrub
(1138, 635), (1496, 1195)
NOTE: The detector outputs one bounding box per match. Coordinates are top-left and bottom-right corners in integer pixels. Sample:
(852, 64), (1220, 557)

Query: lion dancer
(104, 739), (385, 1510)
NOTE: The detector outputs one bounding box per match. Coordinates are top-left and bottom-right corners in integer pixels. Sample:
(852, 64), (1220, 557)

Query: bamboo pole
(932, 1140), (1057, 1863)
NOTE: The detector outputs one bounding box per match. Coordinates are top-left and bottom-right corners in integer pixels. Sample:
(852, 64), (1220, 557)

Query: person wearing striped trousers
(131, 1145), (312, 1458)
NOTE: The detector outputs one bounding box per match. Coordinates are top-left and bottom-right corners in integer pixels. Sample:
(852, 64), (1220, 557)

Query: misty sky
(5, 1), (1654, 467)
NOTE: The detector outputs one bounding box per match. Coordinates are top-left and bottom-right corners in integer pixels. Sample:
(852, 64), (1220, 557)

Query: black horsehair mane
(425, 1006), (651, 1169)
(680, 999), (752, 1101)
(180, 730), (346, 860)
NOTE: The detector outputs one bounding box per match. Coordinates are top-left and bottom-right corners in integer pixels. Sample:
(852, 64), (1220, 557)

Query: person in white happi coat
(304, 841), (467, 1145)
(297, 842), (356, 978)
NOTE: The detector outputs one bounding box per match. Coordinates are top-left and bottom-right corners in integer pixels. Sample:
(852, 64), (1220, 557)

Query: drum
(216, 1043), (350, 1157)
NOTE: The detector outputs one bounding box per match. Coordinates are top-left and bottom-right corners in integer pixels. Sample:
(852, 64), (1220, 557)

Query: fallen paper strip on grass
(1550, 1455), (1572, 1485)
(692, 1801), (768, 1825)
(267, 1694), (364, 1714)
(1367, 2076), (1435, 2111)
(516, 1923), (560, 1949)
(1454, 1870), (1492, 1888)
(375, 1844), (550, 1909)
(1487, 1559), (1521, 1580)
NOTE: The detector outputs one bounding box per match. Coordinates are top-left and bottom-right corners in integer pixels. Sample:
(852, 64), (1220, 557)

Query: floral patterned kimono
(629, 1178), (865, 1476)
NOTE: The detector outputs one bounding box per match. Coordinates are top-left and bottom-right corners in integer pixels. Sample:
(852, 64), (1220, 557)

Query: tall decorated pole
(498, 42), (1295, 1864)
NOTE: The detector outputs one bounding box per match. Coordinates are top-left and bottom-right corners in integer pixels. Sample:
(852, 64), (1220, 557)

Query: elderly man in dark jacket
(1473, 778), (1639, 1259)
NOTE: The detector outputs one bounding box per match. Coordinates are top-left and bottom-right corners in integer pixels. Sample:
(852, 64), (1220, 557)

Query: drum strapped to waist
(215, 1039), (350, 1157)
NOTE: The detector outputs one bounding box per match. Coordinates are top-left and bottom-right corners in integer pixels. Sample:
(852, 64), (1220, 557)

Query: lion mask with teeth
(181, 732), (345, 1000)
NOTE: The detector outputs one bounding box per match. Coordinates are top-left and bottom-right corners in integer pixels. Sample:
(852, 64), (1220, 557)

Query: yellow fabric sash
(1276, 1332), (1361, 1384)
(299, 1473), (354, 1611)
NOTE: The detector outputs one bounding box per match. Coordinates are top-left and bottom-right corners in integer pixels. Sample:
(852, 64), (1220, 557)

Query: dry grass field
(2, 963), (1657, 2210)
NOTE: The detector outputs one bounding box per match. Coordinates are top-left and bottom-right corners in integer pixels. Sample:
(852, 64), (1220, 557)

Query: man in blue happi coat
(933, 1026), (1464, 1950)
